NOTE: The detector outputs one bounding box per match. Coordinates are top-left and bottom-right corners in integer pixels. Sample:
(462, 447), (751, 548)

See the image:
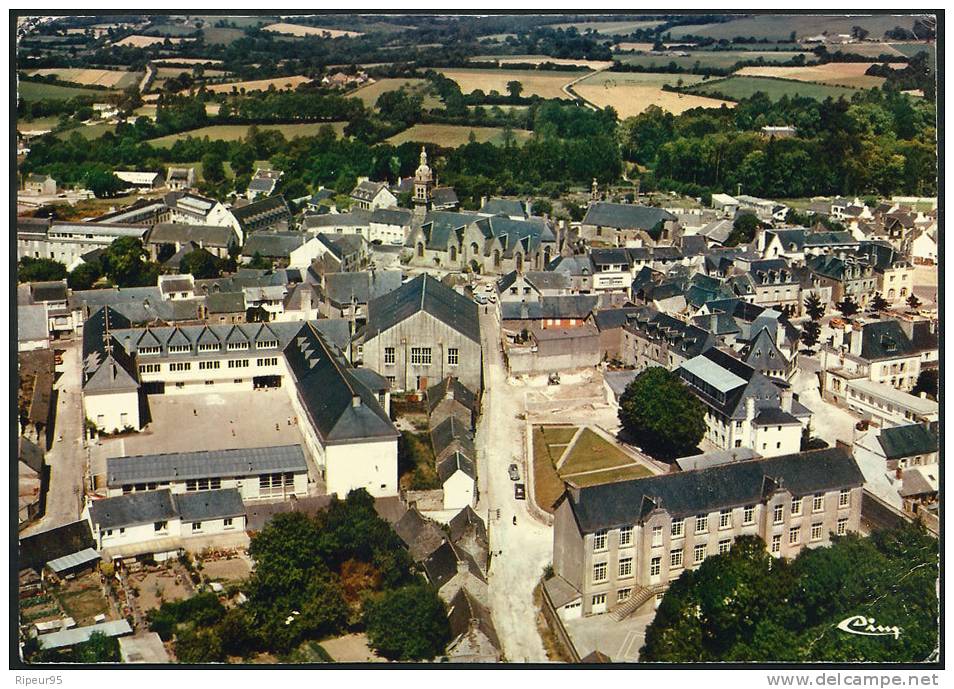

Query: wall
(507, 330), (600, 376)
(442, 471), (475, 510)
(85, 390), (141, 433)
(325, 438), (398, 498)
(552, 499), (584, 594)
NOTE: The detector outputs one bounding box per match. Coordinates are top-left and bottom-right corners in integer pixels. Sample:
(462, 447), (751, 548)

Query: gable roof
(859, 320), (916, 360)
(107, 445), (308, 486)
(149, 223), (235, 247)
(878, 424), (938, 459)
(426, 376), (478, 416)
(89, 490), (177, 530)
(480, 197), (526, 218)
(583, 202), (675, 230)
(365, 274), (480, 343)
(438, 450), (476, 483)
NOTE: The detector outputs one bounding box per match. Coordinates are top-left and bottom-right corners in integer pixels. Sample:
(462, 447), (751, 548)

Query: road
(475, 306), (553, 663)
(22, 339), (87, 536)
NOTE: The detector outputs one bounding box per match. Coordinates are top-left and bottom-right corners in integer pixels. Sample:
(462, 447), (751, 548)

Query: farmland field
(27, 68), (141, 89)
(151, 57), (225, 65)
(262, 22), (363, 38)
(889, 42), (936, 74)
(203, 75), (312, 94)
(668, 14), (917, 41)
(347, 78), (440, 108)
(113, 35), (191, 47)
(734, 62), (892, 89)
(17, 80), (108, 101)
(687, 75), (862, 102)
(142, 23), (201, 37)
(823, 42), (907, 58)
(614, 42), (655, 52)
(386, 124), (533, 147)
(54, 122), (117, 140)
(202, 27), (246, 45)
(17, 116), (62, 133)
(438, 68), (584, 99)
(471, 55), (614, 70)
(147, 122), (348, 147)
(614, 50), (818, 71)
(575, 71), (733, 115)
(550, 19), (665, 35)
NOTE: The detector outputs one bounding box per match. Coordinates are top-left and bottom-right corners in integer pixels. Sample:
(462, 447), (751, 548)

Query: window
(139, 346), (160, 356)
(617, 588), (632, 603)
(192, 522), (202, 532)
(669, 548), (683, 569)
(619, 557), (633, 578)
(410, 347), (432, 365)
(811, 523), (823, 542)
(186, 478), (221, 492)
(169, 362), (191, 372)
(154, 521), (167, 532)
(671, 519), (684, 538)
(593, 530), (607, 552)
(384, 347), (395, 365)
(258, 340), (278, 349)
(812, 493), (824, 513)
(719, 539), (731, 555)
(839, 488), (850, 508)
(649, 557), (661, 577)
(256, 357), (278, 366)
(693, 543), (706, 564)
(591, 594), (606, 609)
(228, 359), (249, 369)
(139, 363), (160, 374)
(168, 344), (191, 354)
(592, 562), (607, 583)
(386, 376), (396, 386)
(198, 343), (220, 352)
(619, 526), (633, 547)
(791, 497), (803, 516)
(447, 347), (459, 366)
(773, 504), (784, 524)
(227, 341), (249, 351)
(743, 505), (755, 525)
(223, 517), (233, 528)
(789, 526), (800, 545)
(719, 509), (732, 530)
(771, 534), (781, 554)
(695, 515), (708, 534)
(651, 525), (663, 547)
(260, 472), (296, 497)
(199, 361), (220, 370)
(837, 518), (848, 536)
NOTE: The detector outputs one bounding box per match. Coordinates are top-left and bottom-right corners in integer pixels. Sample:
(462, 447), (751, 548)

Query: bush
(364, 584), (451, 661)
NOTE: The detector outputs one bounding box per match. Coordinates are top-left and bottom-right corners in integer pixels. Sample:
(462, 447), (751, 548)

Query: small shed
(45, 548), (101, 579)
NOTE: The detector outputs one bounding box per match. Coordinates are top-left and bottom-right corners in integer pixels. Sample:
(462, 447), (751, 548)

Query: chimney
(849, 323), (863, 356)
(352, 394), (361, 408)
(456, 558), (469, 576)
(746, 396), (756, 422)
(781, 389), (793, 413)
(710, 313), (719, 333)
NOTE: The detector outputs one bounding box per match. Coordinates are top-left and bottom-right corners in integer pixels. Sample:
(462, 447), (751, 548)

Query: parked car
(483, 283), (494, 292)
(508, 463), (520, 481)
(514, 483), (526, 500)
(474, 294), (488, 305)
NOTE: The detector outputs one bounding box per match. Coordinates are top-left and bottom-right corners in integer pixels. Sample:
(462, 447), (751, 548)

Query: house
(302, 210), (372, 240)
(677, 348), (812, 458)
(394, 507), (447, 561)
(147, 223), (238, 261)
(697, 219), (735, 247)
(507, 324), (602, 375)
(165, 192), (241, 235)
(242, 232), (307, 267)
(735, 195), (788, 222)
(361, 275), (482, 392)
(727, 257), (800, 312)
(205, 292), (247, 325)
(18, 305), (50, 352)
(853, 423), (938, 472)
(446, 588), (501, 663)
(19, 437), (45, 526)
(823, 319), (928, 393)
(805, 253), (877, 306)
(38, 620), (133, 652)
(87, 488), (247, 559)
(857, 241), (914, 303)
(105, 445), (310, 500)
(828, 377), (937, 428)
(580, 202), (676, 246)
(317, 270), (404, 322)
(551, 448), (863, 618)
(247, 168), (282, 200)
(231, 195), (292, 237)
(438, 451), (477, 511)
(590, 307), (645, 360)
(350, 180), (397, 211)
(369, 207), (414, 245)
(496, 271), (571, 303)
(911, 226), (937, 265)
(427, 376), (479, 430)
(620, 307), (715, 372)
(114, 171), (161, 189)
(300, 234), (369, 274)
(165, 167), (195, 191)
(24, 173), (57, 195)
(480, 197), (528, 220)
(500, 295), (599, 332)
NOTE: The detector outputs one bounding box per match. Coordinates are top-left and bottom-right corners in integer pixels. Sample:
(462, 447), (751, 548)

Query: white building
(17, 220), (150, 269)
(438, 451), (477, 511)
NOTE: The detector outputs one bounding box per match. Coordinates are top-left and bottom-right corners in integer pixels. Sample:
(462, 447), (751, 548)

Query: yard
(199, 555), (251, 583)
(557, 428), (639, 475)
(55, 572), (112, 626)
(387, 123), (533, 147)
(398, 430), (440, 490)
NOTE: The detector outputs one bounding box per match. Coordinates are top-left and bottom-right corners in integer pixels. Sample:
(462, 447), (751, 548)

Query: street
(475, 306), (553, 662)
(21, 339), (87, 536)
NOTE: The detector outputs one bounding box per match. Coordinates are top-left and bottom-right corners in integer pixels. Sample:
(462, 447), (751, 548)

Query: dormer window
(258, 340), (279, 349)
(168, 345), (191, 354)
(228, 341), (249, 351)
(198, 343), (220, 352)
(139, 346), (160, 356)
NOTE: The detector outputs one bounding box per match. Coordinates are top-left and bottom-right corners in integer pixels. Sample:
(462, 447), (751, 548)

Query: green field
(147, 122), (348, 147)
(17, 116), (63, 132)
(54, 122), (117, 140)
(17, 80), (109, 101)
(190, 15), (277, 28)
(889, 42), (935, 74)
(581, 71), (707, 87)
(550, 19), (664, 35)
(202, 27), (247, 45)
(387, 124), (532, 147)
(348, 78), (440, 108)
(143, 22), (201, 37)
(615, 50), (818, 71)
(687, 75), (864, 102)
(669, 15), (917, 41)
(558, 428), (637, 475)
(568, 464), (653, 487)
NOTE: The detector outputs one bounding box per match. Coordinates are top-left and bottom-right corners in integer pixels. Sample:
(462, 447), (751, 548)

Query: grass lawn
(17, 80), (111, 101)
(55, 575), (111, 626)
(348, 78), (442, 109)
(202, 27), (247, 45)
(687, 75), (863, 102)
(146, 122), (347, 147)
(17, 116), (63, 131)
(54, 122), (117, 140)
(614, 50), (817, 71)
(567, 464), (653, 487)
(386, 123), (532, 147)
(538, 425), (579, 447)
(557, 428), (635, 475)
(531, 425), (572, 514)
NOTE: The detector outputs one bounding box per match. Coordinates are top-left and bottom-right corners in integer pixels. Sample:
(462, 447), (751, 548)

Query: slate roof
(438, 450), (476, 483)
(89, 490), (178, 530)
(323, 270), (403, 307)
(231, 195), (291, 232)
(30, 280), (68, 303)
(206, 291), (246, 314)
(394, 508), (445, 561)
(18, 305), (48, 343)
(107, 445), (308, 487)
(899, 467), (938, 498)
(351, 180), (389, 202)
(500, 295), (599, 321)
(18, 520), (95, 572)
(365, 274), (480, 343)
(422, 540), (486, 589)
(432, 187), (459, 207)
(431, 415), (476, 460)
(370, 207), (413, 226)
(302, 210), (372, 230)
(426, 376), (478, 415)
(566, 449), (864, 532)
(858, 321), (916, 360)
(241, 232), (305, 259)
(174, 489), (245, 522)
(525, 271), (572, 292)
(752, 407), (801, 425)
(744, 328), (790, 374)
(623, 308), (715, 359)
(481, 198), (526, 218)
(148, 223), (235, 247)
(698, 219), (734, 244)
(878, 424), (938, 459)
(591, 307), (645, 331)
(447, 588), (500, 655)
(447, 505), (488, 547)
(583, 202), (675, 230)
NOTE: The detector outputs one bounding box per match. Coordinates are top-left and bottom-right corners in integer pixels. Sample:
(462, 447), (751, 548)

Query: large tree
(102, 236), (157, 288)
(618, 367), (706, 460)
(836, 296), (860, 318)
(641, 524), (938, 663)
(179, 249), (221, 279)
(911, 368), (938, 400)
(68, 262), (102, 290)
(18, 257), (67, 283)
(869, 292), (889, 312)
(803, 292), (825, 320)
(800, 320), (821, 352)
(725, 212), (760, 247)
(87, 170), (124, 198)
(364, 584), (451, 661)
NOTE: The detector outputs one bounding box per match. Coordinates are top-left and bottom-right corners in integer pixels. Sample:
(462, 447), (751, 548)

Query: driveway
(475, 306), (553, 662)
(22, 339), (86, 535)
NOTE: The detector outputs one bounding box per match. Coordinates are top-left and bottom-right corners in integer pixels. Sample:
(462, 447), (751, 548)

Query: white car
(484, 284), (494, 292)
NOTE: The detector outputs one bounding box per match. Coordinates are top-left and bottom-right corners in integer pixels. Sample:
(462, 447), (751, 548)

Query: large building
(81, 306), (400, 497)
(17, 218), (150, 268)
(361, 275), (482, 392)
(550, 449), (864, 618)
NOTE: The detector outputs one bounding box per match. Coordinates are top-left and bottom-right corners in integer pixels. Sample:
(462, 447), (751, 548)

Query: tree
(835, 297), (860, 318)
(364, 584), (451, 661)
(804, 292), (825, 320)
(906, 293), (922, 311)
(174, 627), (225, 663)
(102, 236), (156, 287)
(725, 212), (760, 247)
(71, 631), (121, 663)
(869, 292), (889, 312)
(911, 368), (938, 400)
(180, 249), (220, 279)
(201, 152), (226, 184)
(87, 170), (124, 198)
(18, 257), (67, 283)
(246, 251), (272, 270)
(68, 262), (102, 290)
(505, 80), (524, 99)
(618, 367), (706, 460)
(800, 320), (821, 352)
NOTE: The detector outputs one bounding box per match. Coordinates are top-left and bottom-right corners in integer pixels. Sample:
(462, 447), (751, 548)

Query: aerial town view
(13, 11), (940, 671)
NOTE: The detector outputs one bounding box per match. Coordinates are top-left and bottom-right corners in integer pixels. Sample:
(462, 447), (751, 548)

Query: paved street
(475, 306), (553, 663)
(22, 339), (86, 536)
